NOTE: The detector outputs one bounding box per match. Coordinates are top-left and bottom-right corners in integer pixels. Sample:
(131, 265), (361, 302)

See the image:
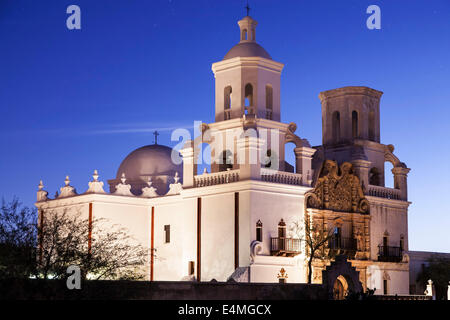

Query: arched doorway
(333, 275), (349, 300)
(321, 255), (363, 300)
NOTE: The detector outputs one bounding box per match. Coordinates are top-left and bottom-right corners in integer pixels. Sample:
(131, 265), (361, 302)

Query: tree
(289, 214), (335, 284)
(0, 198), (149, 281)
(416, 256), (450, 300)
(0, 198), (37, 279)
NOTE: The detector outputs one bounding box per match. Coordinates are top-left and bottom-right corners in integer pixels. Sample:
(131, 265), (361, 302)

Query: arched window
(369, 167), (380, 186)
(384, 161), (394, 188)
(256, 220), (263, 242)
(278, 219), (286, 250)
(332, 111), (340, 143)
(263, 149), (277, 169)
(224, 86), (232, 120)
(278, 219), (286, 238)
(369, 110), (375, 141)
(352, 111), (358, 139)
(265, 84), (273, 119)
(241, 29), (248, 41)
(400, 235), (404, 251)
(219, 150), (233, 172)
(251, 28), (255, 41)
(245, 83), (253, 108)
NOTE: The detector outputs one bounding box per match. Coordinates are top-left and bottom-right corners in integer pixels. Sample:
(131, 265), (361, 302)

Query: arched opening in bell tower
(352, 111), (358, 139)
(244, 83), (254, 114)
(265, 84), (273, 120)
(241, 29), (248, 41)
(369, 110), (375, 141)
(332, 111), (341, 143)
(224, 86), (232, 120)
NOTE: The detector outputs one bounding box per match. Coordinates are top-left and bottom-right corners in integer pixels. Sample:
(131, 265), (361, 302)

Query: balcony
(368, 184), (402, 200)
(328, 236), (357, 258)
(194, 169), (240, 187)
(270, 237), (301, 257)
(261, 168), (303, 186)
(378, 245), (403, 262)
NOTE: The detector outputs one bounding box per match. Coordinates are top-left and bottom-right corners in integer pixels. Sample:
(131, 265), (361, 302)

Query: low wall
(0, 279), (327, 300)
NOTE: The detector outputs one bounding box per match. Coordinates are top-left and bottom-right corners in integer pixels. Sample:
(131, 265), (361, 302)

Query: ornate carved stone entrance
(322, 255), (363, 300)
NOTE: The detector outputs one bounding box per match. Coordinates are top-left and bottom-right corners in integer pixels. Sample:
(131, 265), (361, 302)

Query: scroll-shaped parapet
(114, 173), (133, 196)
(166, 172), (183, 195)
(58, 176), (77, 198)
(37, 180), (49, 202)
(141, 177), (158, 198)
(85, 170), (106, 194)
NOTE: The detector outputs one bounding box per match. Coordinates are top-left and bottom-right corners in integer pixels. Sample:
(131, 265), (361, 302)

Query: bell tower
(211, 15), (284, 122)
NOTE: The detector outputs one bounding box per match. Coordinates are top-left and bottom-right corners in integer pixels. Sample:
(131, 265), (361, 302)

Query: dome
(116, 144), (182, 180)
(223, 42), (272, 60)
(109, 144), (183, 196)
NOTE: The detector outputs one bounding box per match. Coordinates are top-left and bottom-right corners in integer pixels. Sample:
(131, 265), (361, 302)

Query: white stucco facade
(34, 14), (444, 297)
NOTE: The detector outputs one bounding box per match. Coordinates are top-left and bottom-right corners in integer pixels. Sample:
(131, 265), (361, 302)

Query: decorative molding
(58, 176), (77, 198)
(37, 180), (48, 202)
(85, 170), (106, 194)
(285, 122), (311, 148)
(114, 173), (133, 196)
(167, 172), (183, 195)
(250, 240), (263, 262)
(141, 177), (158, 198)
(305, 160), (369, 214)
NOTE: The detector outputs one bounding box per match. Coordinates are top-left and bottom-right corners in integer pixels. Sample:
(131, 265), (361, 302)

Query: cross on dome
(153, 130), (159, 145)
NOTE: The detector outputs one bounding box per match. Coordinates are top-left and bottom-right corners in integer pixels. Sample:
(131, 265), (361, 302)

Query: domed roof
(116, 144), (182, 180)
(223, 42), (272, 60)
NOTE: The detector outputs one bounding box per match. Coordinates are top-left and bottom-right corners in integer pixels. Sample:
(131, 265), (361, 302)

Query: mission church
(35, 13), (443, 297)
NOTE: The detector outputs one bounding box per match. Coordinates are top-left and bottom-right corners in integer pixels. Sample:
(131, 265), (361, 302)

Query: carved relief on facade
(305, 160), (370, 214)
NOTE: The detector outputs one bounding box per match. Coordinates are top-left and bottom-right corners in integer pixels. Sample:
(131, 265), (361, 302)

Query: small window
(188, 261), (195, 275)
(383, 279), (388, 295)
(256, 220), (263, 242)
(278, 219), (286, 238)
(400, 236), (404, 251)
(164, 225), (170, 243)
(383, 236), (388, 247)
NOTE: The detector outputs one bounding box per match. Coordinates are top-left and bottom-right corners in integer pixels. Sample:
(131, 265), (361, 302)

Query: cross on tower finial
(245, 1), (250, 16)
(153, 130), (159, 145)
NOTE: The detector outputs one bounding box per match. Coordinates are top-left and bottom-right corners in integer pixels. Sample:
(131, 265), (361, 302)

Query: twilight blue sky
(0, 0), (449, 252)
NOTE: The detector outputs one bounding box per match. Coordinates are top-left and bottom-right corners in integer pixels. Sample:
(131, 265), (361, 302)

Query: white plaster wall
(153, 199), (196, 281)
(250, 259), (305, 283)
(201, 192), (235, 281)
(91, 201), (150, 278)
(367, 265), (409, 295)
(249, 190), (305, 255)
(369, 202), (408, 260)
(238, 190), (251, 268)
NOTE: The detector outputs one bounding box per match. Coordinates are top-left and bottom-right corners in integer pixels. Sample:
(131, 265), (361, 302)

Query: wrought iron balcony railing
(270, 237), (301, 257)
(378, 245), (403, 262)
(328, 236), (357, 251)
